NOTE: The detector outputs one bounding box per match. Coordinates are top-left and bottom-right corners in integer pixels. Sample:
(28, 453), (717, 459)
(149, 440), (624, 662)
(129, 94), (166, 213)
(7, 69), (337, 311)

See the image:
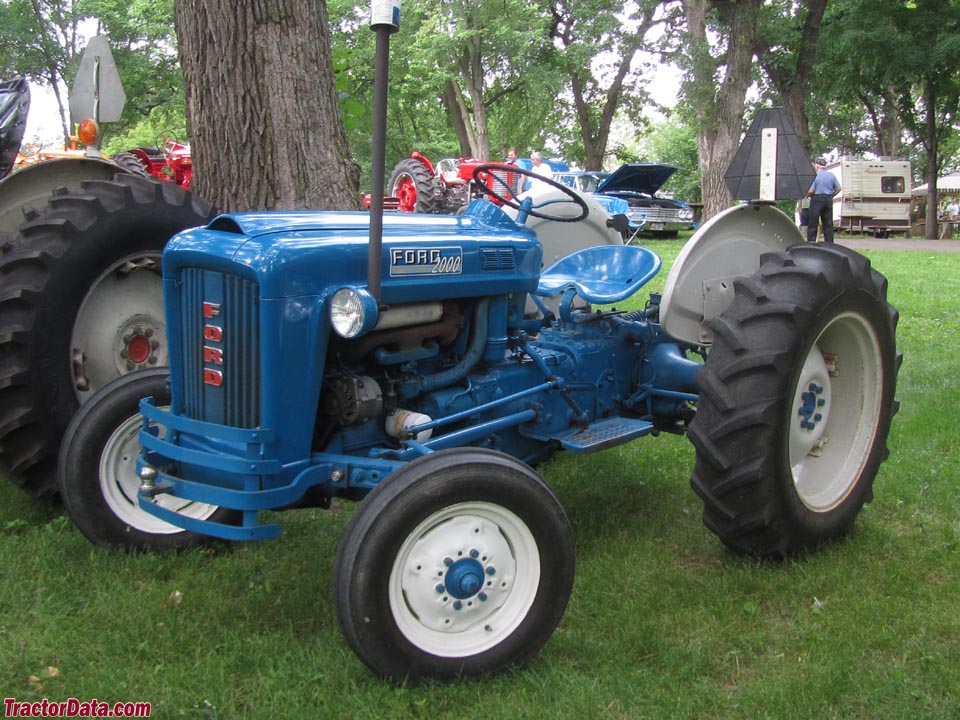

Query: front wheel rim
(100, 410), (220, 534)
(789, 311), (884, 511)
(389, 501), (541, 658)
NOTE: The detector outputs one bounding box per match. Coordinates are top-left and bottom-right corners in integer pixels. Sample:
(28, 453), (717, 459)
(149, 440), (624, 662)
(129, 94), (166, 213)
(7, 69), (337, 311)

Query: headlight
(330, 287), (379, 338)
(679, 208), (694, 221)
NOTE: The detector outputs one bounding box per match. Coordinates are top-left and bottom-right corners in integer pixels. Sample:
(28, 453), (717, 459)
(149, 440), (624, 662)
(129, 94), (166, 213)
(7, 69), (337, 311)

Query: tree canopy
(6, 0), (960, 223)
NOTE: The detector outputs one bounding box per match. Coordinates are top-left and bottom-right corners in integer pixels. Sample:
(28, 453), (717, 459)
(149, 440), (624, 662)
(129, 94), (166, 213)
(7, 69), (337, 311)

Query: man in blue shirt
(807, 158), (841, 242)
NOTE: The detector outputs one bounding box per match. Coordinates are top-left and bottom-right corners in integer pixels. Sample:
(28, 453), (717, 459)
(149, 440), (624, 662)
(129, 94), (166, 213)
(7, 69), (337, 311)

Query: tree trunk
(552, 2), (655, 171)
(683, 0), (761, 220)
(758, 0), (827, 154)
(443, 80), (477, 158)
(174, 0), (360, 212)
(569, 45), (641, 170)
(458, 18), (489, 160)
(924, 79), (939, 240)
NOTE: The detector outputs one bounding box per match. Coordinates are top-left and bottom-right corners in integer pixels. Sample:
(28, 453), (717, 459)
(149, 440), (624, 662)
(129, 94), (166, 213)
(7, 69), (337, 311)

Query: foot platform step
(552, 417), (654, 453)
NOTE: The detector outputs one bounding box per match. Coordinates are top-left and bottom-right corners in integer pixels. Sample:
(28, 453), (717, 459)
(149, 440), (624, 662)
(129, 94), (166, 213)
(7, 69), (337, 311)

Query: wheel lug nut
(469, 549), (479, 558)
(453, 601), (463, 611)
(435, 584), (445, 594)
(443, 557), (453, 567)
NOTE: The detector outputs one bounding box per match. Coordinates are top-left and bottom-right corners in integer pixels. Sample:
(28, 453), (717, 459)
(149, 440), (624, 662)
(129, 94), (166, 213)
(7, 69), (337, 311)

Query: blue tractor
(58, 165), (900, 682)
(55, 6), (900, 685)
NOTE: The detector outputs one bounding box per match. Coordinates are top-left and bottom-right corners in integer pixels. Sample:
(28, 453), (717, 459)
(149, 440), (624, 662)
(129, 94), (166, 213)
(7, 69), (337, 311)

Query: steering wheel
(471, 163), (589, 223)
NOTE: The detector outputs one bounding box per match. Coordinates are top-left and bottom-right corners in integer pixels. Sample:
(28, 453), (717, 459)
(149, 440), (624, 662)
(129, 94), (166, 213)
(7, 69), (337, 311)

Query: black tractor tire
(688, 243), (900, 557)
(58, 368), (233, 550)
(0, 174), (215, 498)
(111, 151), (150, 178)
(389, 158), (439, 214)
(334, 447), (575, 684)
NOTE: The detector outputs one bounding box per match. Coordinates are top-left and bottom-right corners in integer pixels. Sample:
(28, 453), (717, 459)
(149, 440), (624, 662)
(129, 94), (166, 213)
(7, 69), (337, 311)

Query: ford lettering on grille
(390, 246), (462, 276)
(203, 300), (224, 387)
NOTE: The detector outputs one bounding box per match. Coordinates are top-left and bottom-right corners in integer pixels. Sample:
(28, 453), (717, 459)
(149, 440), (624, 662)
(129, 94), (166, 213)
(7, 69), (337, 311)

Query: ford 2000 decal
(390, 247), (463, 276)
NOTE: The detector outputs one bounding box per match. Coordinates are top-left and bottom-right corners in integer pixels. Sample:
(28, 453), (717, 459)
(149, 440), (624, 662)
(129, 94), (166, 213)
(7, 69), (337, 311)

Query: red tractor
(114, 139), (193, 189)
(372, 152), (528, 214)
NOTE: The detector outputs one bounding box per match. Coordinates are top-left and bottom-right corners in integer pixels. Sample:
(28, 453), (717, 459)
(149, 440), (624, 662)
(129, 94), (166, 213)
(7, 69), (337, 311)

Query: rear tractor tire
(111, 151), (150, 178)
(689, 243), (900, 557)
(389, 158), (439, 214)
(0, 174), (215, 498)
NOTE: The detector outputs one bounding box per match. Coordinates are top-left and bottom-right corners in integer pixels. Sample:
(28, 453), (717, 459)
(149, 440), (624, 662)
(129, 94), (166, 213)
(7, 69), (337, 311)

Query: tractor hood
(162, 201), (544, 304)
(596, 163), (679, 196)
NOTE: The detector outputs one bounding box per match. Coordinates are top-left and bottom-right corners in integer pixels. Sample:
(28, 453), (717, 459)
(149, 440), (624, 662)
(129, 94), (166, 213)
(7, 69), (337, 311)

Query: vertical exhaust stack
(367, 0), (401, 305)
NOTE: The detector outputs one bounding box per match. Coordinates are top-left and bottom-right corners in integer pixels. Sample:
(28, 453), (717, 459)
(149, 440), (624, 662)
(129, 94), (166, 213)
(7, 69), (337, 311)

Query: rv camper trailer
(828, 158), (912, 237)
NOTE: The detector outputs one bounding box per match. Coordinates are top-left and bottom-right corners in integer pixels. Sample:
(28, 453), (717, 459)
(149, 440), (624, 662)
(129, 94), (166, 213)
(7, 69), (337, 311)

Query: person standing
(946, 196), (960, 219)
(806, 158), (841, 243)
(529, 151), (553, 193)
(941, 196), (960, 238)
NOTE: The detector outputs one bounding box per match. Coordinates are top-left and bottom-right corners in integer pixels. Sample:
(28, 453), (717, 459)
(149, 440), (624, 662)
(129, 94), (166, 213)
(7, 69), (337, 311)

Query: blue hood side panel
(163, 207), (543, 303)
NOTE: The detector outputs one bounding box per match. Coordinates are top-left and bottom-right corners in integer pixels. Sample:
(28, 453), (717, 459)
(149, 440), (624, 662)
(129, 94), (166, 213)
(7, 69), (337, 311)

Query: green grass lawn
(1, 239), (958, 719)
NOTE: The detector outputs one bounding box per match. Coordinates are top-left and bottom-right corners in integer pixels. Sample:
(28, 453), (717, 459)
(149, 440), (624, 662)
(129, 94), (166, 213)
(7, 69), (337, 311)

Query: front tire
(689, 243), (900, 557)
(333, 448), (574, 684)
(58, 368), (231, 550)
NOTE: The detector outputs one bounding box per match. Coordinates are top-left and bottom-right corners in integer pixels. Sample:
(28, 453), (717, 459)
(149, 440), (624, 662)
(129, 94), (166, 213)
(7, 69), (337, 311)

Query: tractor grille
(490, 168), (522, 196)
(629, 207), (683, 224)
(481, 248), (516, 271)
(179, 269), (261, 428)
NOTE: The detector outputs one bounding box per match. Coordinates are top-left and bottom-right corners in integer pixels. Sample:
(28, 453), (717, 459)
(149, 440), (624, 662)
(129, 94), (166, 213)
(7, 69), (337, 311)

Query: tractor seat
(535, 245), (661, 304)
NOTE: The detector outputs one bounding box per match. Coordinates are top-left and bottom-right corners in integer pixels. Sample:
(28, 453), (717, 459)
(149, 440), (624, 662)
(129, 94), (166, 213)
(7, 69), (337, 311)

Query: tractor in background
(117, 139), (193, 189)
(370, 151), (569, 215)
(0, 73), (214, 499)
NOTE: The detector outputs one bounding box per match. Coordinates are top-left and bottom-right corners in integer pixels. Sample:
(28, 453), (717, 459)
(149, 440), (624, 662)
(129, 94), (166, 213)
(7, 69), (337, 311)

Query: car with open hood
(556, 163), (696, 238)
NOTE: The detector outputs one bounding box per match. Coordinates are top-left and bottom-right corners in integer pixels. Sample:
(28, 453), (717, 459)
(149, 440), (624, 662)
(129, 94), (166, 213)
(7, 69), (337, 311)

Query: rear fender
(0, 156), (120, 233)
(409, 151), (436, 176)
(660, 202), (803, 345)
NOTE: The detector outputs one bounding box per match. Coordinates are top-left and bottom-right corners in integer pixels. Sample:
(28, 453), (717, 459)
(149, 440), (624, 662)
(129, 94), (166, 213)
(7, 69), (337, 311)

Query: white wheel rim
(389, 501), (541, 658)
(100, 410), (220, 534)
(71, 253), (166, 403)
(789, 311), (884, 511)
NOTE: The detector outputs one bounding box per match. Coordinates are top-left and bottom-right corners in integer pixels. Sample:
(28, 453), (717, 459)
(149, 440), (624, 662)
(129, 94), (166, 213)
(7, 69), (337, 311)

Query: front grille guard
(135, 397), (402, 540)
